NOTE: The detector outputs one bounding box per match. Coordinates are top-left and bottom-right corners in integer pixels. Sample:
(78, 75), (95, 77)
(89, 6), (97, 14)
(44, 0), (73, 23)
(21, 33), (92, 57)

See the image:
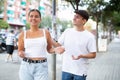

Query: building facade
(3, 0), (52, 29)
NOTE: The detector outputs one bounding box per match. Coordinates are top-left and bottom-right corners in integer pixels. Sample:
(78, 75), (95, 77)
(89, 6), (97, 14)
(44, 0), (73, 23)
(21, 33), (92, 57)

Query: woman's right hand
(18, 51), (25, 58)
(54, 46), (65, 54)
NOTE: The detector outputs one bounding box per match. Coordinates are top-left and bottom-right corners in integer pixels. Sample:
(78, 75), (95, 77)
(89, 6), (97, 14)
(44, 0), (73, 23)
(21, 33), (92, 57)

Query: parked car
(0, 33), (6, 53)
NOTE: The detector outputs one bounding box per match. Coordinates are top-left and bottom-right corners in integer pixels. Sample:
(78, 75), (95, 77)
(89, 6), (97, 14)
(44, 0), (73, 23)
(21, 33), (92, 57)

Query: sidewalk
(87, 38), (120, 80)
(0, 50), (20, 80)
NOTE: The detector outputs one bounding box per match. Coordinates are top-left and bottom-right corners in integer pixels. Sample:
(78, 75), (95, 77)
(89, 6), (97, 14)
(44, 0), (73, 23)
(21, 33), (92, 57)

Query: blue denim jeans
(19, 61), (48, 80)
(62, 71), (87, 80)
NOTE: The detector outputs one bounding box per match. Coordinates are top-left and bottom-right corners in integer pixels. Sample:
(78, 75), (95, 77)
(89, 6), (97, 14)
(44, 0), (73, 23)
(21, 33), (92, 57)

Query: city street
(0, 38), (120, 80)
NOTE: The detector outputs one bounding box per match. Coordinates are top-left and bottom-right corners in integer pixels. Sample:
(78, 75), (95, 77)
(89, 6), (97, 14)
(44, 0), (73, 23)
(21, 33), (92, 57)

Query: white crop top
(24, 29), (48, 58)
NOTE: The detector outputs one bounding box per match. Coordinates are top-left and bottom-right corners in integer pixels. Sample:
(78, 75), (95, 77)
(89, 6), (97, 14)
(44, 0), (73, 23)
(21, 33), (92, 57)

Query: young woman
(18, 9), (57, 80)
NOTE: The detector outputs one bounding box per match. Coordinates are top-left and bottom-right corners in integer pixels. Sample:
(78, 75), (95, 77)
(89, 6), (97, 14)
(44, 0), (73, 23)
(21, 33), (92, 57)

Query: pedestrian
(53, 10), (96, 80)
(18, 9), (62, 80)
(5, 30), (16, 62)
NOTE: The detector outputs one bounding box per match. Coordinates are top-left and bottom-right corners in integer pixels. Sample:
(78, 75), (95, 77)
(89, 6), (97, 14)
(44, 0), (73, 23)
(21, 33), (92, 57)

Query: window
(21, 1), (26, 6)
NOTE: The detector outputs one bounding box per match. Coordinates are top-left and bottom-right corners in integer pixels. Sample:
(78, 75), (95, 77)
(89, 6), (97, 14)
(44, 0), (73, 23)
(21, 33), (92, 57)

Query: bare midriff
(26, 57), (46, 60)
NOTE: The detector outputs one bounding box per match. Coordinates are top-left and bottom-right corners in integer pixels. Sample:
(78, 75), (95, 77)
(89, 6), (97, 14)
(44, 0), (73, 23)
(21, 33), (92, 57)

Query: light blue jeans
(19, 61), (48, 80)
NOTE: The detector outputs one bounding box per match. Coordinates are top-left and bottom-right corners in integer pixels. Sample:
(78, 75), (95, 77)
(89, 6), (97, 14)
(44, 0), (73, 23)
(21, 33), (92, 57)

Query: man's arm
(72, 52), (96, 60)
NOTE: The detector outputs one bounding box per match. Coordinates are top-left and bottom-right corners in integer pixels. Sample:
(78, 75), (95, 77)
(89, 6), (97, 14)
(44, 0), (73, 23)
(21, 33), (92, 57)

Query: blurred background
(0, 0), (120, 80)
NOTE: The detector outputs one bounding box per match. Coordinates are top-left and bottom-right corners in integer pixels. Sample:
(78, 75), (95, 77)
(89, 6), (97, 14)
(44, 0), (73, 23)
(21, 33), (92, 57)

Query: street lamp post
(51, 0), (57, 80)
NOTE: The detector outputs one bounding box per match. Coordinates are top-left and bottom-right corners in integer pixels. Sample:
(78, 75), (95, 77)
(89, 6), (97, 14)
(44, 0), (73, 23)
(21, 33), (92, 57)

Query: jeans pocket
(42, 62), (48, 68)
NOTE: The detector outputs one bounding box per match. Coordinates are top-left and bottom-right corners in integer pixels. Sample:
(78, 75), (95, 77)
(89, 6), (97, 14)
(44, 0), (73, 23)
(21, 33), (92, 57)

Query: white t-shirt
(58, 28), (96, 76)
(6, 33), (15, 45)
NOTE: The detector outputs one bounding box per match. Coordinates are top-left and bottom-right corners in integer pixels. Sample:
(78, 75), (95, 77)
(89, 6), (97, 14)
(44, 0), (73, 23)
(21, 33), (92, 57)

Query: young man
(56, 10), (96, 80)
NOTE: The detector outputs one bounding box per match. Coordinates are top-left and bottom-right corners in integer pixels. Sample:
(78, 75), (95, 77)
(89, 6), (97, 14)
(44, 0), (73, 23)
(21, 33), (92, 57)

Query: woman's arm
(18, 31), (25, 58)
(51, 39), (61, 47)
(46, 30), (65, 54)
(45, 30), (54, 53)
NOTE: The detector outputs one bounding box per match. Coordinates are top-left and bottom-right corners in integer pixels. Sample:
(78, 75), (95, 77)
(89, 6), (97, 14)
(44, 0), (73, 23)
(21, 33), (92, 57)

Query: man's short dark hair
(74, 10), (89, 21)
(10, 30), (14, 33)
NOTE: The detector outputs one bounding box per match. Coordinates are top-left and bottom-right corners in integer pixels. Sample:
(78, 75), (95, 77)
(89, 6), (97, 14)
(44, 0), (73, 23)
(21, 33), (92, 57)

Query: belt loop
(28, 59), (31, 64)
(83, 74), (87, 77)
(29, 62), (31, 64)
(83, 74), (85, 77)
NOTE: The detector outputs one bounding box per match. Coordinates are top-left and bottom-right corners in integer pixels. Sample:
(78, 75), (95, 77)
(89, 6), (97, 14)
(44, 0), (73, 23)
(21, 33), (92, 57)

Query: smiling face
(28, 10), (41, 27)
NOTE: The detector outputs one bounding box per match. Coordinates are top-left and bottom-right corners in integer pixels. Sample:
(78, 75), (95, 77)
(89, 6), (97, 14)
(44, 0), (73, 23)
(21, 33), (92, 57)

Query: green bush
(0, 20), (9, 29)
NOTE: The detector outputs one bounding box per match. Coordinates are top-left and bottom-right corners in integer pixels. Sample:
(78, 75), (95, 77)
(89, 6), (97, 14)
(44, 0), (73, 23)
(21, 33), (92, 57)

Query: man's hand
(72, 52), (96, 60)
(72, 55), (83, 60)
(55, 46), (65, 54)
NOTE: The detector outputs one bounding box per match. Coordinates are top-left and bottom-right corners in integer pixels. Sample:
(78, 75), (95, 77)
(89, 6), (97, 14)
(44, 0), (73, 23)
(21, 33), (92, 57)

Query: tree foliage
(56, 18), (72, 31)
(103, 0), (120, 32)
(40, 16), (52, 28)
(105, 0), (120, 12)
(0, 0), (4, 13)
(65, 0), (80, 10)
(108, 11), (120, 32)
(25, 22), (30, 29)
(0, 20), (9, 29)
(62, 0), (120, 31)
